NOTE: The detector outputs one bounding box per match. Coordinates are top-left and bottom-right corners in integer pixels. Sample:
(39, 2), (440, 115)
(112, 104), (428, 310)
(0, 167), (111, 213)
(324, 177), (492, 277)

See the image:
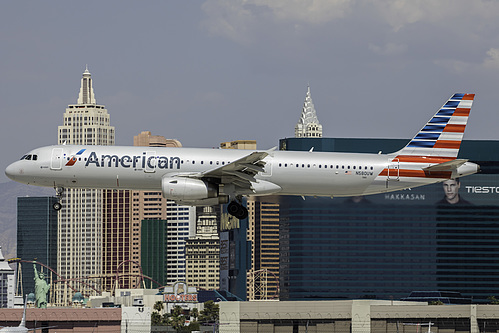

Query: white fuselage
(4, 145), (479, 199)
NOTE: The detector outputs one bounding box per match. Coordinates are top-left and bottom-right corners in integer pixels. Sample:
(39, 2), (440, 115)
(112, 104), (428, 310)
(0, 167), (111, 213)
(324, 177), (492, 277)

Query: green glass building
(141, 219), (168, 286)
(17, 197), (58, 296)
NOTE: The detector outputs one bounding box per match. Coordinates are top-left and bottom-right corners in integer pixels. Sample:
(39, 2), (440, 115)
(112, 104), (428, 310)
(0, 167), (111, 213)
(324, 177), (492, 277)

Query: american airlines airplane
(5, 93), (479, 219)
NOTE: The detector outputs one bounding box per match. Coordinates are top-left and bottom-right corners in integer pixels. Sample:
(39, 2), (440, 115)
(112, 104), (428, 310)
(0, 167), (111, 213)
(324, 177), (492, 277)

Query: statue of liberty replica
(33, 262), (50, 308)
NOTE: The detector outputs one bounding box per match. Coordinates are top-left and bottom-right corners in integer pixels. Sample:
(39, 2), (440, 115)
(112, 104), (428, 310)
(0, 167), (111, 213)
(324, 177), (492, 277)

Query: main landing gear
(227, 200), (248, 220)
(53, 186), (64, 211)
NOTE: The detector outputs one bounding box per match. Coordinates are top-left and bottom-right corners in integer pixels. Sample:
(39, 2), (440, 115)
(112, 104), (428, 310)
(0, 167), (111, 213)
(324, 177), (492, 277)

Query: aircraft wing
(423, 159), (468, 172)
(186, 150), (270, 192)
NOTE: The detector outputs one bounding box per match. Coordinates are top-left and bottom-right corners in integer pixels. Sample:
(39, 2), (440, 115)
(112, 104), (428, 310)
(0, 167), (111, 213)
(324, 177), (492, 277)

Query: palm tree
(190, 307), (199, 322)
(170, 305), (186, 332)
(153, 300), (164, 313)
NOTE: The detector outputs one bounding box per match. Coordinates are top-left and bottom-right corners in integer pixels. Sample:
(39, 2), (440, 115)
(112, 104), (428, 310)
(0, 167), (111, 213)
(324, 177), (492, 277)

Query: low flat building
(0, 307), (150, 332)
(220, 300), (499, 333)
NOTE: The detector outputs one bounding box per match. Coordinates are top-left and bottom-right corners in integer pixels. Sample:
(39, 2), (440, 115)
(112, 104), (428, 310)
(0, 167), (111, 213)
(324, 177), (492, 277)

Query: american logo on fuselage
(65, 149), (86, 167)
(83, 151), (181, 169)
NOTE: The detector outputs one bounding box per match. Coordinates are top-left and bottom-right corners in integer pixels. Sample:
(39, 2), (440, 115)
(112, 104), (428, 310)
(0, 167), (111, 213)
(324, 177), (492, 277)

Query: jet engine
(161, 176), (219, 201)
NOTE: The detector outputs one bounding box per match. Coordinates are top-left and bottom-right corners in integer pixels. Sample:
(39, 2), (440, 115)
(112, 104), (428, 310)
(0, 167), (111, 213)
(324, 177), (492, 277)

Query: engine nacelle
(162, 177), (218, 201)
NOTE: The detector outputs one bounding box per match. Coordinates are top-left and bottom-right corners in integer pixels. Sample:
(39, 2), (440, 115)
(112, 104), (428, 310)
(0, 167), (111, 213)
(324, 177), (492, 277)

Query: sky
(2, 1), (499, 183)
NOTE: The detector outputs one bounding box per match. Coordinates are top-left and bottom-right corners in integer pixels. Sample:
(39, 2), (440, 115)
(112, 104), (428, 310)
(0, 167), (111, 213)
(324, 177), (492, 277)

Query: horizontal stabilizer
(423, 159), (468, 172)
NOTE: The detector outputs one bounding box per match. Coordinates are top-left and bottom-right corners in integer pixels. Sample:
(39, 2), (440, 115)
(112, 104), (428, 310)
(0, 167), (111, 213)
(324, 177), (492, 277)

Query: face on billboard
(442, 179), (461, 204)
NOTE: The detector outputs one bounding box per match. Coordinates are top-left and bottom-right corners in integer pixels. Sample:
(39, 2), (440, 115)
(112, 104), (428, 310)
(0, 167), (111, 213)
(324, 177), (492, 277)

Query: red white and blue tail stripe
(377, 93), (476, 183)
(395, 93), (474, 160)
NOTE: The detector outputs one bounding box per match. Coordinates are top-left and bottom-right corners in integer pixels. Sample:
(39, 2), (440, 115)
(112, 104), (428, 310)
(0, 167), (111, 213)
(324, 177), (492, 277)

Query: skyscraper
(279, 137), (499, 302)
(185, 207), (220, 290)
(295, 86), (322, 138)
(247, 199), (280, 300)
(56, 67), (115, 305)
(17, 197), (58, 297)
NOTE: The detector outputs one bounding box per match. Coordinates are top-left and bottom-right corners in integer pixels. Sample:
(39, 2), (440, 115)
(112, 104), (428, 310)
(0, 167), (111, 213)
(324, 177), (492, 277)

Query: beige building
(247, 199), (280, 300)
(220, 300), (499, 333)
(185, 207), (220, 290)
(220, 140), (257, 150)
(56, 67), (115, 305)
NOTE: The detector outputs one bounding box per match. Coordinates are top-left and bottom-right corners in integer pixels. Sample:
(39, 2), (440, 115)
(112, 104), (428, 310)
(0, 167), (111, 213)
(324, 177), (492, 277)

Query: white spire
(77, 65), (96, 105)
(295, 85), (323, 138)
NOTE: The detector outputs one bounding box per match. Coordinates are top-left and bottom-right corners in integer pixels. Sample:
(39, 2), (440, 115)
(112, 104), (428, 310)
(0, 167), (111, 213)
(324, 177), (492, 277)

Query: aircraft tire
(53, 202), (62, 211)
(227, 201), (240, 216)
(236, 205), (248, 220)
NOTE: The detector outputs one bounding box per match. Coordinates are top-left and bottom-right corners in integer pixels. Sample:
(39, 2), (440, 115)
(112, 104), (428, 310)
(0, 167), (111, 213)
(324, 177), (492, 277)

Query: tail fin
(394, 93), (474, 160)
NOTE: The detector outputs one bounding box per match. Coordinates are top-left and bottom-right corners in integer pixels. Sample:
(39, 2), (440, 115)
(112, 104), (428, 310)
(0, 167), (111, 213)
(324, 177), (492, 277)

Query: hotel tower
(56, 67), (115, 305)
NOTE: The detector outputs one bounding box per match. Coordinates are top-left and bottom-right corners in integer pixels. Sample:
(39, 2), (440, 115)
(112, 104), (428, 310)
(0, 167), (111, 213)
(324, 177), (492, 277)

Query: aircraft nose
(5, 162), (23, 181)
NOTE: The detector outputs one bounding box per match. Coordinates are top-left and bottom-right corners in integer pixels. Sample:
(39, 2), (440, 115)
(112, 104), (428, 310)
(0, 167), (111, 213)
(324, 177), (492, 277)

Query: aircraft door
(51, 148), (63, 170)
(387, 158), (400, 182)
(145, 151), (156, 173)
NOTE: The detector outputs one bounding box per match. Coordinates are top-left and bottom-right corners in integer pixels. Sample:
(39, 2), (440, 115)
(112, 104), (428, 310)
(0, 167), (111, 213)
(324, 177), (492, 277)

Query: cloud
(201, 0), (353, 45)
(483, 48), (499, 70)
(434, 47), (499, 74)
(368, 42), (407, 56)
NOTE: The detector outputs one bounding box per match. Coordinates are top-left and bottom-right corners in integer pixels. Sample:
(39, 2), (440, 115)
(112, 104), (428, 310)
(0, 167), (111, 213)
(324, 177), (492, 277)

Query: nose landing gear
(53, 186), (64, 211)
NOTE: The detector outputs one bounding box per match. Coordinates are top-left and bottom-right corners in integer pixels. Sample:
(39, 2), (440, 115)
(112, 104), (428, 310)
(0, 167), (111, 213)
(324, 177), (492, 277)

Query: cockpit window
(20, 154), (37, 161)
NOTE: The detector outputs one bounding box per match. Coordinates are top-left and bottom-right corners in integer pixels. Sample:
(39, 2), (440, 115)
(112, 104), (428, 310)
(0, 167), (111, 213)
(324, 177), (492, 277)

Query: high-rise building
(141, 219), (168, 286)
(56, 67), (115, 305)
(218, 141), (255, 301)
(185, 207), (220, 290)
(247, 199), (280, 300)
(132, 131), (196, 286)
(294, 86), (322, 138)
(279, 137), (499, 302)
(0, 247), (15, 308)
(17, 197), (58, 297)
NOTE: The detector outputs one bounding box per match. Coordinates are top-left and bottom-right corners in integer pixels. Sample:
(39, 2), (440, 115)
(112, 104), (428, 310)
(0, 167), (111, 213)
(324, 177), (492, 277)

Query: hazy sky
(2, 1), (499, 183)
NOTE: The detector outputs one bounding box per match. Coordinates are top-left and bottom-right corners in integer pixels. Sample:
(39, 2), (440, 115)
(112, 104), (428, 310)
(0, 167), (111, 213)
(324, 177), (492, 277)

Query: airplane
(5, 93), (479, 219)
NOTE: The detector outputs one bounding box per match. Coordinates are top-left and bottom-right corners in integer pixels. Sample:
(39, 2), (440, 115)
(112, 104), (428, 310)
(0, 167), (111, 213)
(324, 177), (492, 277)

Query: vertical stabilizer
(394, 93), (474, 160)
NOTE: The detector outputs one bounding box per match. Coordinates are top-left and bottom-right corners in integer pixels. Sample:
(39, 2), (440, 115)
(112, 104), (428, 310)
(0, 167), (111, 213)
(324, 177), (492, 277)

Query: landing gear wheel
(53, 202), (62, 211)
(227, 201), (248, 220)
(227, 201), (240, 216)
(236, 205), (248, 220)
(53, 186), (65, 211)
